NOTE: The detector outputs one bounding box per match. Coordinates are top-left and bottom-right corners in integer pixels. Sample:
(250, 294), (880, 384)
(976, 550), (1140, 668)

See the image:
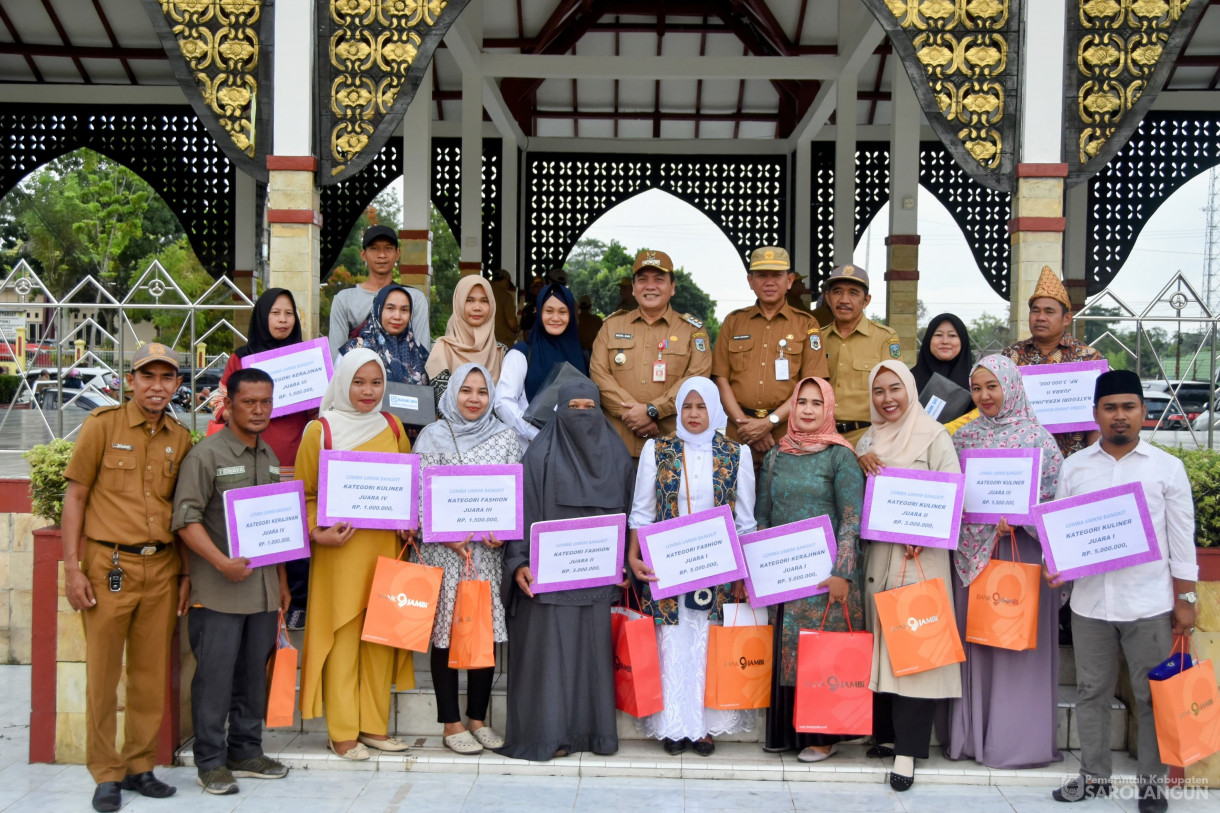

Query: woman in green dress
(757, 376), (865, 763)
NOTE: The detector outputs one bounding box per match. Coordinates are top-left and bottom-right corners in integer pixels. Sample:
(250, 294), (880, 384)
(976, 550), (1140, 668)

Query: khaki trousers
(80, 541), (179, 783)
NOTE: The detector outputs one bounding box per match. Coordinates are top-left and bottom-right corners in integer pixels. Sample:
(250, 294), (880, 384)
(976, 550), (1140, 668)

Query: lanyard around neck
(679, 446), (694, 516)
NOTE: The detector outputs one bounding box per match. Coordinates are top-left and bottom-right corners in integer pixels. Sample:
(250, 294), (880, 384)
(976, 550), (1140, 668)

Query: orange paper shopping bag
(611, 599), (664, 718)
(265, 611), (298, 728)
(794, 602), (873, 736)
(362, 541), (443, 652)
(704, 624), (773, 710)
(873, 558), (965, 677)
(1151, 639), (1220, 767)
(448, 559), (495, 669)
(965, 531), (1041, 652)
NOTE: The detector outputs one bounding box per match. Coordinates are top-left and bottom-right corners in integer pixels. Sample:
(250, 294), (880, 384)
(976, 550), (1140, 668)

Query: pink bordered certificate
(317, 450), (420, 530)
(223, 480), (310, 567)
(529, 513), (626, 594)
(1031, 481), (1161, 581)
(1017, 359), (1109, 434)
(636, 504), (745, 601)
(740, 516), (838, 608)
(959, 448), (1042, 525)
(422, 464), (524, 543)
(240, 336), (334, 418)
(861, 467), (965, 549)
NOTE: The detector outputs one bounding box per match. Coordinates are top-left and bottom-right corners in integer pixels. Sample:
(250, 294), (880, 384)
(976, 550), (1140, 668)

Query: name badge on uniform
(775, 339), (790, 381)
(216, 465), (246, 477)
(615, 333), (633, 340)
(652, 340), (667, 383)
(111, 443), (133, 451)
(269, 466), (281, 477)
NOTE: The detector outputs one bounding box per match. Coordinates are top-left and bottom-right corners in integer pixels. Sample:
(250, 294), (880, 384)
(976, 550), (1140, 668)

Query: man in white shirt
(1048, 370), (1198, 813)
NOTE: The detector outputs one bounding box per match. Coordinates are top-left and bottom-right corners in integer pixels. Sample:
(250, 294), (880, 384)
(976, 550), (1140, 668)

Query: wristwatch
(646, 403), (659, 421)
(1178, 591), (1198, 604)
(768, 413), (780, 425)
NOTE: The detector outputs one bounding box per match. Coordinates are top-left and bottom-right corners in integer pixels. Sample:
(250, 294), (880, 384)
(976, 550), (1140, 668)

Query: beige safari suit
(590, 305), (713, 457)
(822, 316), (903, 446)
(711, 303), (829, 444)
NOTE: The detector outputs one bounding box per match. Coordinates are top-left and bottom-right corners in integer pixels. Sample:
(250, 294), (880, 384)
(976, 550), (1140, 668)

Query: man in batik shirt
(1002, 266), (1104, 458)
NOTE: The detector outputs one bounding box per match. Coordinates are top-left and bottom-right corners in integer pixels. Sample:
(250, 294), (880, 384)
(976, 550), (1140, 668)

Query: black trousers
(188, 607), (278, 771)
(430, 646), (494, 724)
(285, 558), (309, 610)
(873, 692), (937, 760)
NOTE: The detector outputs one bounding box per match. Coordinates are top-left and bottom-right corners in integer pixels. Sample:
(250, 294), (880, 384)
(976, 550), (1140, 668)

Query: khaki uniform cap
(749, 247), (791, 272)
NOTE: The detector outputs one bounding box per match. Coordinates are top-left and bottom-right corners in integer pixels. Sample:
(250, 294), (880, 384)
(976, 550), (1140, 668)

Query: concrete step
(274, 676), (1126, 753)
(177, 736), (1140, 785)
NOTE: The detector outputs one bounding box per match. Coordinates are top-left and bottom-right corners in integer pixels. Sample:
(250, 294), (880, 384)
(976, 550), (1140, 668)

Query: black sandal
(867, 744), (895, 758)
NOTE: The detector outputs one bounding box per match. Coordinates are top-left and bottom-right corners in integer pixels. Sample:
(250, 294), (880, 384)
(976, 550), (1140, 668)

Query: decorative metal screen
(523, 153), (787, 278)
(430, 138), (503, 273)
(1087, 113), (1220, 296)
(319, 138), (402, 278)
(0, 105), (236, 277)
(808, 140), (1011, 298)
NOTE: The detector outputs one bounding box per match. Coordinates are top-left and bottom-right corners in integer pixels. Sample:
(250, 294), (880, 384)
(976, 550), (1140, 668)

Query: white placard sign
(960, 449), (1042, 524)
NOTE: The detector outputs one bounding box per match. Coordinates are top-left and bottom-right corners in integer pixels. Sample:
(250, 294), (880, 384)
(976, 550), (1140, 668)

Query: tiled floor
(0, 665), (1212, 812)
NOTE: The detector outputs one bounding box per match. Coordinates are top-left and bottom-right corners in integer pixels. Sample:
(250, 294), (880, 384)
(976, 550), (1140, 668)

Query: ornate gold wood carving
(143, 0), (269, 177)
(319, 0), (468, 183)
(863, 0), (1019, 193)
(1066, 0), (1205, 185)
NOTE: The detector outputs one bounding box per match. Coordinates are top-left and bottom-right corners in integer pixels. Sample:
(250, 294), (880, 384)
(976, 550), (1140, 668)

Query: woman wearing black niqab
(497, 377), (634, 762)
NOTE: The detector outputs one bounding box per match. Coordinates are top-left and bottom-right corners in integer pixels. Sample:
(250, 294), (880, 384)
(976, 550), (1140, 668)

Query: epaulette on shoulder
(682, 313), (703, 328)
(90, 404), (122, 416)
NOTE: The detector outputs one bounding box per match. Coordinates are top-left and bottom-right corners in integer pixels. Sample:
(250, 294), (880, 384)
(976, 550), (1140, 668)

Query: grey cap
(822, 263), (870, 293)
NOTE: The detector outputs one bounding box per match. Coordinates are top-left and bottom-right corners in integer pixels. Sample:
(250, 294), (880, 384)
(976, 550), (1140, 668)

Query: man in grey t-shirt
(328, 225), (431, 358)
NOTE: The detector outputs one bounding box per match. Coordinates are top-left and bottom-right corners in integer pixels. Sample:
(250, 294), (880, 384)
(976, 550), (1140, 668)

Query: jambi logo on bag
(1181, 697), (1216, 719)
(383, 592), (429, 610)
(613, 655), (632, 674)
(806, 675), (869, 692)
(738, 655), (766, 671)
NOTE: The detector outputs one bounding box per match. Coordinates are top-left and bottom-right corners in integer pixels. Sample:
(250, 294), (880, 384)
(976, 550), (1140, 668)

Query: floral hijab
(952, 354), (1063, 585)
(342, 284), (429, 385)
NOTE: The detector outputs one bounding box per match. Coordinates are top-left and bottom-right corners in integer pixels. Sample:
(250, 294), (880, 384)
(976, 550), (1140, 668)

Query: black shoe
(120, 771), (176, 798)
(889, 772), (914, 792)
(1051, 775), (1112, 802)
(866, 744), (895, 759)
(1138, 780), (1168, 813)
(91, 782), (122, 813)
(286, 607), (306, 631)
(662, 737), (686, 755)
(692, 737), (715, 757)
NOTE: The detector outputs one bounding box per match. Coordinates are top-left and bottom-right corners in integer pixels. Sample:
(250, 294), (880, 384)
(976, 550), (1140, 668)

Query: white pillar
(885, 71), (921, 362)
(833, 75), (857, 266)
(794, 138), (813, 287)
(500, 143), (519, 281)
(459, 0), (484, 275)
(400, 63), (434, 298)
(1009, 0), (1069, 338)
(267, 0), (321, 336)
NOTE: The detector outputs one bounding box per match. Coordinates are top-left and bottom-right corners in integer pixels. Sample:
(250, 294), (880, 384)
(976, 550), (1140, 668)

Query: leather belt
(94, 540), (168, 556)
(753, 409), (771, 419)
(835, 420), (871, 433)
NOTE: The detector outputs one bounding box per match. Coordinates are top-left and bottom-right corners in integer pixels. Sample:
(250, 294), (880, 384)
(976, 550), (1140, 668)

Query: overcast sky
(576, 174), (1220, 329)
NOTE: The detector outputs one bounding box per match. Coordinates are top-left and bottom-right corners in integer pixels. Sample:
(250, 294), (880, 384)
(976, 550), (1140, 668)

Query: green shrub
(0, 374), (19, 404)
(1157, 445), (1220, 547)
(24, 439), (74, 526)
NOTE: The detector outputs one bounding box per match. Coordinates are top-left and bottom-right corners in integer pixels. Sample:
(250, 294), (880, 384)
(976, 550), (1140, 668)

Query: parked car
(30, 381), (118, 411)
(1142, 392), (1183, 429)
(1141, 380), (1211, 425)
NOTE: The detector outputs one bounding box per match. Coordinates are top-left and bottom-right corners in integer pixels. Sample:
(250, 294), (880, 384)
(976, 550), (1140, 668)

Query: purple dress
(938, 354), (1064, 769)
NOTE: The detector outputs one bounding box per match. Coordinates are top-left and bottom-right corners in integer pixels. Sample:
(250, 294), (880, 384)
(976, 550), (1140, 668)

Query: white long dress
(628, 437), (757, 741)
(491, 349), (540, 452)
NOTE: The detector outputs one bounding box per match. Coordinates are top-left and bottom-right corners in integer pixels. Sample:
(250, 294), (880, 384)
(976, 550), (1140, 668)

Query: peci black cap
(1093, 369), (1142, 405)
(362, 224), (399, 249)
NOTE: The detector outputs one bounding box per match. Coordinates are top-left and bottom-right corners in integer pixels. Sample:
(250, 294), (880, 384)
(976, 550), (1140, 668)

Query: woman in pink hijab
(756, 377), (865, 764)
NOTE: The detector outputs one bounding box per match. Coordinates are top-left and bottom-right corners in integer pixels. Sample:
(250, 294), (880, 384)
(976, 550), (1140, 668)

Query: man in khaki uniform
(590, 249), (713, 457)
(820, 264), (903, 447)
(60, 343), (192, 812)
(713, 247), (828, 462)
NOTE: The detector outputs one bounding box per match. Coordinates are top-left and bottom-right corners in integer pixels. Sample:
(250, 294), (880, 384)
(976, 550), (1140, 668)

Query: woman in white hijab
(294, 348), (414, 761)
(625, 376), (756, 757)
(414, 362), (523, 755)
(856, 360), (962, 792)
